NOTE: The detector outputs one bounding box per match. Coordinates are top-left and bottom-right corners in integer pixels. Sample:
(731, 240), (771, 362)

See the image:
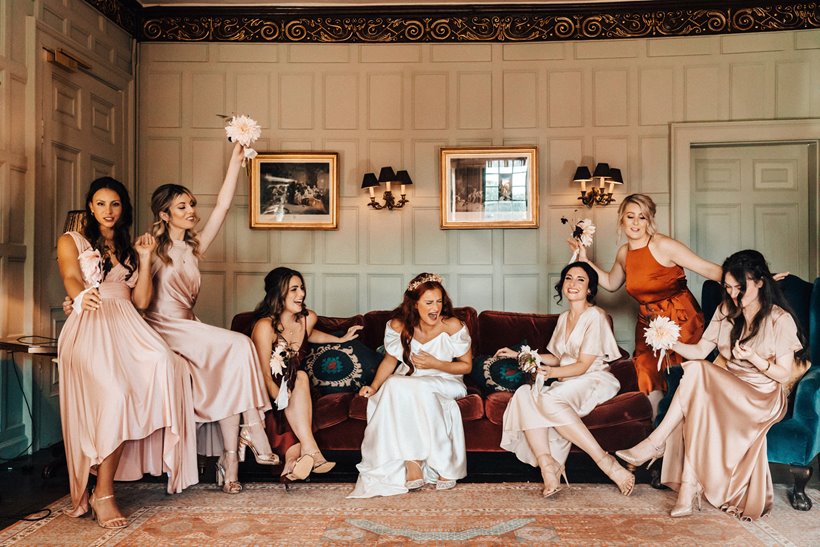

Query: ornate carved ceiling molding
(87, 1), (820, 43)
(83, 0), (141, 36)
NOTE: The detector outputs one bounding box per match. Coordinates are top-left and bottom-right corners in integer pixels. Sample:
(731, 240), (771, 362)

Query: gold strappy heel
(215, 450), (243, 494)
(89, 490), (128, 529)
(238, 421), (280, 465)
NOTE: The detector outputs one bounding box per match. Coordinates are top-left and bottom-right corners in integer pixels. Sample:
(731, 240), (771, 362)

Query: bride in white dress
(349, 273), (472, 498)
(498, 262), (635, 498)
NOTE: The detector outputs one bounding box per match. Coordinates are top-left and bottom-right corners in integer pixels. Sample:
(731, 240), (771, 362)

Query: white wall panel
(776, 61), (810, 118)
(324, 139), (360, 197)
(361, 44), (420, 63)
(457, 72), (492, 129)
(503, 43), (565, 61)
(191, 72), (225, 128)
(458, 231), (492, 265)
(191, 138), (225, 195)
(576, 40), (638, 59)
(198, 271), (226, 327)
(323, 274), (359, 317)
(640, 136), (669, 194)
(593, 69), (628, 126)
(236, 73), (271, 129)
(694, 158), (741, 191)
(368, 73), (403, 129)
(722, 32), (790, 54)
(234, 206), (271, 264)
(413, 208), (448, 265)
(431, 44), (492, 63)
(548, 138), (584, 195)
(289, 44), (349, 63)
(144, 137), (182, 189)
(367, 140), (403, 173)
(367, 211), (403, 265)
(143, 72), (182, 128)
(218, 44), (279, 63)
(730, 63), (766, 119)
(548, 70), (583, 128)
(639, 67), (675, 126)
(503, 71), (537, 129)
(684, 65), (721, 121)
(413, 73), (447, 130)
(647, 36), (715, 57)
(694, 204), (741, 265)
(234, 272), (266, 314)
(754, 204), (800, 273)
(325, 207), (359, 264)
(503, 230), (538, 265)
(325, 73), (358, 130)
(503, 274), (539, 312)
(412, 140), (447, 198)
(367, 274), (404, 311)
(8, 168), (25, 244)
(279, 73), (314, 129)
(280, 231), (315, 264)
(457, 274), (493, 312)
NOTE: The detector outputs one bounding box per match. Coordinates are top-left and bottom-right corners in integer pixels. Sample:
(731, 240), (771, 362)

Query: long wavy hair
(554, 261), (599, 305)
(82, 177), (137, 279)
(391, 273), (461, 376)
(721, 250), (807, 361)
(253, 267), (309, 331)
(150, 184), (201, 264)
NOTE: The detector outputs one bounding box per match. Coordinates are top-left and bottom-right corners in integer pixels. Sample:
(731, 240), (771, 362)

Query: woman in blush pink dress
(57, 177), (197, 529)
(144, 142), (276, 494)
(617, 250), (808, 520)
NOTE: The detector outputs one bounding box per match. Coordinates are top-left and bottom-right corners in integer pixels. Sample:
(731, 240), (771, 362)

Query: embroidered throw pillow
(470, 340), (532, 393)
(304, 339), (380, 394)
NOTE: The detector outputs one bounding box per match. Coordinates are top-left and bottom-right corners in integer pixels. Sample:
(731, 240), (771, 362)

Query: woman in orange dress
(570, 194), (721, 418)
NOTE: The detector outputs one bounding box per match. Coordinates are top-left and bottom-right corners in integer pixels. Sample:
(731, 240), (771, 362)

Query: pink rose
(78, 248), (103, 286)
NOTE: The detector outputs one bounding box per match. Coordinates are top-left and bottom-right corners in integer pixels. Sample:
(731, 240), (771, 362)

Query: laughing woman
(144, 142), (275, 494)
(497, 262), (634, 498)
(617, 250), (807, 520)
(57, 177), (197, 529)
(349, 273), (472, 498)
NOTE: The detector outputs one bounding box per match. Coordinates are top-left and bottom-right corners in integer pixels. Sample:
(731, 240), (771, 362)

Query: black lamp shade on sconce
(592, 163), (610, 178)
(572, 166), (592, 181)
(607, 168), (624, 184)
(377, 166), (397, 183)
(395, 170), (413, 186)
(361, 172), (379, 189)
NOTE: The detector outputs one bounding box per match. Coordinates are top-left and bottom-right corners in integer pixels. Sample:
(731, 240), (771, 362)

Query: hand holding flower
(517, 345), (541, 374)
(225, 114), (262, 164)
(644, 316), (682, 371)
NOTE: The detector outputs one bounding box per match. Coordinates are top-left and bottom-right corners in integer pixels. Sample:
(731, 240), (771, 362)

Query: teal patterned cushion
(470, 340), (530, 393)
(304, 339), (380, 394)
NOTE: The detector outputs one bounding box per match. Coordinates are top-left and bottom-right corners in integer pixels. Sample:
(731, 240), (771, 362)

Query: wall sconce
(361, 166), (413, 210)
(573, 162), (623, 208)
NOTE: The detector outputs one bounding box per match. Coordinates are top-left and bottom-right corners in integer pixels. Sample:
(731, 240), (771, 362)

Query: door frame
(670, 119), (820, 278)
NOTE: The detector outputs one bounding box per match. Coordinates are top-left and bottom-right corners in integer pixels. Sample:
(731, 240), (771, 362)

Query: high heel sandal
(538, 456), (568, 498)
(238, 421), (280, 466)
(305, 451), (336, 474)
(89, 490), (128, 529)
(615, 438), (666, 470)
(215, 450), (242, 494)
(405, 460), (424, 491)
(670, 482), (703, 518)
(596, 454), (635, 496)
(281, 453), (314, 484)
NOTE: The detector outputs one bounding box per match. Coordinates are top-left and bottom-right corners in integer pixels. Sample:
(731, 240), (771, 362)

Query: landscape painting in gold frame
(249, 152), (338, 229)
(440, 146), (538, 229)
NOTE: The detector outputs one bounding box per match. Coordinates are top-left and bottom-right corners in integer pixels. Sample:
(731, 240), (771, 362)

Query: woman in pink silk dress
(144, 143), (276, 494)
(617, 250), (808, 520)
(497, 262), (634, 498)
(57, 177), (198, 529)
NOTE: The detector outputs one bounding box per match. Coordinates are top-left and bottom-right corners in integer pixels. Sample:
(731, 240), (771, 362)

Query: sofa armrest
(791, 364), (820, 461)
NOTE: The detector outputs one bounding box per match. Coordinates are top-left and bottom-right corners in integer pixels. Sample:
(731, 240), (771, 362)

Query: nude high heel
(670, 482), (703, 517)
(89, 490), (128, 529)
(238, 421), (280, 465)
(615, 437), (666, 470)
(538, 456), (568, 498)
(215, 450), (242, 494)
(596, 453), (635, 496)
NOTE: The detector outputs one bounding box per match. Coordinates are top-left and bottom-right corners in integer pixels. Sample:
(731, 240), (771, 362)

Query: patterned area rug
(1, 482), (817, 545)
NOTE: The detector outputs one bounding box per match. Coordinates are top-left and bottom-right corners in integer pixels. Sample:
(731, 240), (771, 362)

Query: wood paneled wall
(138, 30), (820, 351)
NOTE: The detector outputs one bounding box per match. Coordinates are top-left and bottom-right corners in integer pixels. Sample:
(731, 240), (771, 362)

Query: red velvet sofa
(230, 307), (652, 459)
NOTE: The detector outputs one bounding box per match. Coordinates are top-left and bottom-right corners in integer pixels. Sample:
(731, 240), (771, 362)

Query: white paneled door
(690, 143), (813, 294)
(34, 44), (127, 451)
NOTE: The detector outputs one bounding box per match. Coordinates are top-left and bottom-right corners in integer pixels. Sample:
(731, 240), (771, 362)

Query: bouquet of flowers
(225, 114), (262, 164)
(72, 248), (103, 314)
(517, 345), (540, 374)
(270, 339), (298, 410)
(561, 212), (596, 263)
(644, 316), (682, 371)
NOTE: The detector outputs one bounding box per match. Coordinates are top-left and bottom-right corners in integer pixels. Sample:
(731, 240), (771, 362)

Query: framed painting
(249, 152), (338, 229)
(440, 146), (539, 229)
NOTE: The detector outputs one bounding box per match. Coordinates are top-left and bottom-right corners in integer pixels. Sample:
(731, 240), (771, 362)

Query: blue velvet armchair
(701, 275), (820, 511)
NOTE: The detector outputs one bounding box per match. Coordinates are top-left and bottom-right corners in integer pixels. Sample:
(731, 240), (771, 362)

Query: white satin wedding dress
(348, 321), (471, 498)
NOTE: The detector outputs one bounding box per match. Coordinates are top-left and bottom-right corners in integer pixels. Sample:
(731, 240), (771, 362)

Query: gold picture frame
(440, 146), (539, 229)
(249, 152), (339, 229)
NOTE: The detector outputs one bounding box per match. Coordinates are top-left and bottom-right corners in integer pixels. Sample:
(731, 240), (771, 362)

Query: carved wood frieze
(85, 1), (820, 43)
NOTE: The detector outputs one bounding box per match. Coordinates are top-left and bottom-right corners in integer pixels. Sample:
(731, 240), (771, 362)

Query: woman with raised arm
(616, 250), (807, 520)
(569, 193), (720, 417)
(498, 262), (634, 498)
(349, 273), (472, 498)
(251, 267), (362, 485)
(57, 177), (197, 529)
(143, 142), (276, 494)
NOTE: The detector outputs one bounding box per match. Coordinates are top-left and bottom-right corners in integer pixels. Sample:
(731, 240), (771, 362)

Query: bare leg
(523, 428), (563, 496)
(90, 443), (127, 526)
(240, 408), (274, 456)
(283, 371), (322, 459)
(647, 390), (664, 421)
(218, 414), (241, 485)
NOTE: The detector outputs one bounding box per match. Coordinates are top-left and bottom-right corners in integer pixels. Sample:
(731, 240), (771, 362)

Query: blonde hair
(151, 184), (201, 264)
(617, 193), (657, 239)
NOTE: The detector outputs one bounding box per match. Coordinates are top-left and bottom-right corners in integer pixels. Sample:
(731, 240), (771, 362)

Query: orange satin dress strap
(624, 244), (705, 393)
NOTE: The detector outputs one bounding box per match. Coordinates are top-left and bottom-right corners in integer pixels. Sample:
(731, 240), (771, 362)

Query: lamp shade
(377, 166), (397, 183)
(572, 166), (592, 182)
(361, 172), (379, 189)
(63, 210), (86, 233)
(592, 163), (610, 178)
(395, 170), (413, 185)
(607, 168), (624, 184)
